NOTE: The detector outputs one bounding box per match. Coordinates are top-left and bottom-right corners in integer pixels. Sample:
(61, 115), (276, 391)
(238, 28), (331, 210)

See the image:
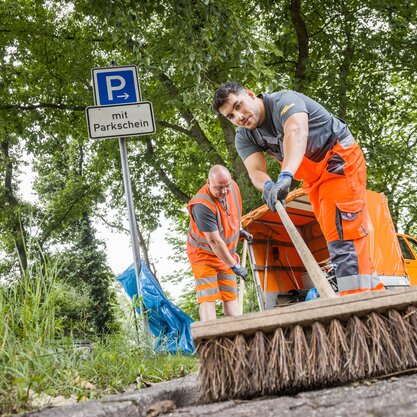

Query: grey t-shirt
(235, 90), (351, 163)
(191, 203), (218, 232)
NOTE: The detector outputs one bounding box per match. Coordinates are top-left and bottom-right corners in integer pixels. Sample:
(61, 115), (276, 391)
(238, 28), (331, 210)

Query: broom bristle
(265, 327), (292, 392)
(328, 319), (349, 383)
(404, 306), (417, 360)
(289, 324), (310, 387)
(196, 302), (417, 403)
(230, 334), (250, 398)
(347, 315), (373, 379)
(368, 311), (401, 374)
(247, 331), (268, 396)
(387, 309), (416, 368)
(309, 321), (332, 385)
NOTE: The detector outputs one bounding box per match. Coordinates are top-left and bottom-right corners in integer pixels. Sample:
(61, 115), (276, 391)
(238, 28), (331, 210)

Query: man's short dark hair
(212, 82), (246, 112)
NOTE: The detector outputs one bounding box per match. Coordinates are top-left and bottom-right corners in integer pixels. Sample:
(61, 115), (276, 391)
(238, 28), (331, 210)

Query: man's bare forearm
(205, 234), (237, 268)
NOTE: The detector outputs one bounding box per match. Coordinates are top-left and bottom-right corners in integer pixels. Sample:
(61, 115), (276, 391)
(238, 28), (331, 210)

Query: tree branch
(146, 139), (191, 203)
(157, 73), (225, 165)
(39, 185), (91, 245)
(95, 212), (129, 233)
(0, 28), (106, 43)
(157, 120), (193, 137)
(0, 103), (87, 111)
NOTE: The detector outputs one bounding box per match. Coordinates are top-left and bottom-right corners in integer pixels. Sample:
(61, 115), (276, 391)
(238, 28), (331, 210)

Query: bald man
(187, 165), (249, 321)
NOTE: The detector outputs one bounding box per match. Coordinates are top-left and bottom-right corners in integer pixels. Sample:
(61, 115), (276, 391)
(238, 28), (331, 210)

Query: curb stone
(19, 373), (199, 417)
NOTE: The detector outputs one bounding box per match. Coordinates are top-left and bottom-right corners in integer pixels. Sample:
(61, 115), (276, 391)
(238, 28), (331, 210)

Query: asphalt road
(166, 372), (417, 417)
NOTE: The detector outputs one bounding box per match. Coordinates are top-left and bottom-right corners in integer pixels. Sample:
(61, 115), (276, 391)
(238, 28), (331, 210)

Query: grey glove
(262, 171), (293, 212)
(239, 228), (253, 242)
(231, 263), (248, 281)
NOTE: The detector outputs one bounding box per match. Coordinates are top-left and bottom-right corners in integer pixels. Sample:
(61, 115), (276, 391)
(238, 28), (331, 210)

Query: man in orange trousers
(213, 82), (384, 296)
(187, 165), (249, 321)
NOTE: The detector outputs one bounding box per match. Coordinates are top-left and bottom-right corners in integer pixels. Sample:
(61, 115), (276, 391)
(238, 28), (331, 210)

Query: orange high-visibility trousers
(295, 138), (384, 296)
(191, 263), (238, 303)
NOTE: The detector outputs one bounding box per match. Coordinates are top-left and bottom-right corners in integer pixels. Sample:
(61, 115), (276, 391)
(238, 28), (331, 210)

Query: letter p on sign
(106, 75), (126, 101)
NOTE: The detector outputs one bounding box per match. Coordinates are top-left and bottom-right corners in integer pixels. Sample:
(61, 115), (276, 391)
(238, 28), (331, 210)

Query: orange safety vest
(187, 180), (242, 269)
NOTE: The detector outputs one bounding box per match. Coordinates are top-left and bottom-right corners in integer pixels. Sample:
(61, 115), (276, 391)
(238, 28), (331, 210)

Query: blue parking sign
(92, 66), (141, 106)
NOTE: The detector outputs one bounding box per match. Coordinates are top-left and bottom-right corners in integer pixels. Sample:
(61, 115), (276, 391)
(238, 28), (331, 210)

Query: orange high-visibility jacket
(187, 180), (242, 269)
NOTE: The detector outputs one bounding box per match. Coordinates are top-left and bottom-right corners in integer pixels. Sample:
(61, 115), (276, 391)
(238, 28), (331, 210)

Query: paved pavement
(19, 373), (199, 417)
(168, 372), (417, 416)
(20, 371), (417, 417)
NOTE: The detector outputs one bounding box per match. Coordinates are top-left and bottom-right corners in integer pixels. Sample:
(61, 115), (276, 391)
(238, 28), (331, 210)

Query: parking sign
(92, 65), (141, 106)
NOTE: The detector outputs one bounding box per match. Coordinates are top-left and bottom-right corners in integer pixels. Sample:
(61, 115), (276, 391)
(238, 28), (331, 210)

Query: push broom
(191, 201), (417, 402)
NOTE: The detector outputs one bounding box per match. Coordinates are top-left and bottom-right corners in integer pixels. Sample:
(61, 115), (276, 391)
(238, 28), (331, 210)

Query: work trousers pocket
(335, 200), (368, 240)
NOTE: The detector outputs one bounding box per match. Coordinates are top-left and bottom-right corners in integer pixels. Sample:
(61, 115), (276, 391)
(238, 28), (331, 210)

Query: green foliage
(0, 254), (197, 415)
(53, 280), (92, 335)
(56, 214), (119, 335)
(177, 287), (200, 321)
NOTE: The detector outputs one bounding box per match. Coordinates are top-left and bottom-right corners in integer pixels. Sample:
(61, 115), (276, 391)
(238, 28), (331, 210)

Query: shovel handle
(275, 200), (337, 299)
(238, 239), (248, 314)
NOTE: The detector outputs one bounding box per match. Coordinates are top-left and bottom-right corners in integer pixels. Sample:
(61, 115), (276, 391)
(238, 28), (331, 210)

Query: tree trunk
(1, 140), (28, 274)
(217, 115), (260, 211)
(290, 0), (309, 92)
(338, 4), (355, 119)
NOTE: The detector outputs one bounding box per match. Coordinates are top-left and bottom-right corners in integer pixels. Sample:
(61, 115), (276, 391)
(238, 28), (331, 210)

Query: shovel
(275, 200), (337, 299)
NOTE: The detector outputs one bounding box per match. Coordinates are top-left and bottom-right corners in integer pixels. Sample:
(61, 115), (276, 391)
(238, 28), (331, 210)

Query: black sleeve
(191, 204), (218, 232)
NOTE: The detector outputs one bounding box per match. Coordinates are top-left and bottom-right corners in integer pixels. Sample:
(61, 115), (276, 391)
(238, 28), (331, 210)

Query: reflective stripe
(188, 228), (211, 247)
(218, 284), (238, 294)
(195, 275), (218, 286)
(196, 287), (219, 298)
(230, 185), (241, 227)
(187, 235), (237, 256)
(224, 232), (240, 244)
(193, 193), (215, 204)
(187, 236), (214, 253)
(188, 225), (238, 245)
(187, 227), (238, 247)
(337, 272), (382, 292)
(217, 273), (236, 281)
(188, 227), (208, 243)
(217, 209), (224, 238)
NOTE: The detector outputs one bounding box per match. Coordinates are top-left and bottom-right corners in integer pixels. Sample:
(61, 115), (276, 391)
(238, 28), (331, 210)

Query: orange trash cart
(241, 189), (409, 310)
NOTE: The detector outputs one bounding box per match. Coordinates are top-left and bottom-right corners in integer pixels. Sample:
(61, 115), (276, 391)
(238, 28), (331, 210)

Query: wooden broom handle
(275, 200), (337, 299)
(238, 239), (248, 314)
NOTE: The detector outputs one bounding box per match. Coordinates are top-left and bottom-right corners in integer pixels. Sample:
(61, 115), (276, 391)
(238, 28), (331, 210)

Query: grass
(0, 256), (198, 416)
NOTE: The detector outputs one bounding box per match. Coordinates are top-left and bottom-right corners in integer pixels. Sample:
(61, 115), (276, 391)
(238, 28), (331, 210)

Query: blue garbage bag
(305, 287), (319, 301)
(117, 261), (195, 354)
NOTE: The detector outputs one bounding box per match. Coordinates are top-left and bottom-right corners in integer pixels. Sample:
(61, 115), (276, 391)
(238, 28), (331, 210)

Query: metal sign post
(118, 136), (149, 335)
(86, 64), (154, 336)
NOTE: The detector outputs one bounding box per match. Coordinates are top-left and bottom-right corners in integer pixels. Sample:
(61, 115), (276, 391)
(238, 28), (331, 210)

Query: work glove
(262, 171), (293, 212)
(239, 228), (253, 242)
(231, 263), (248, 281)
